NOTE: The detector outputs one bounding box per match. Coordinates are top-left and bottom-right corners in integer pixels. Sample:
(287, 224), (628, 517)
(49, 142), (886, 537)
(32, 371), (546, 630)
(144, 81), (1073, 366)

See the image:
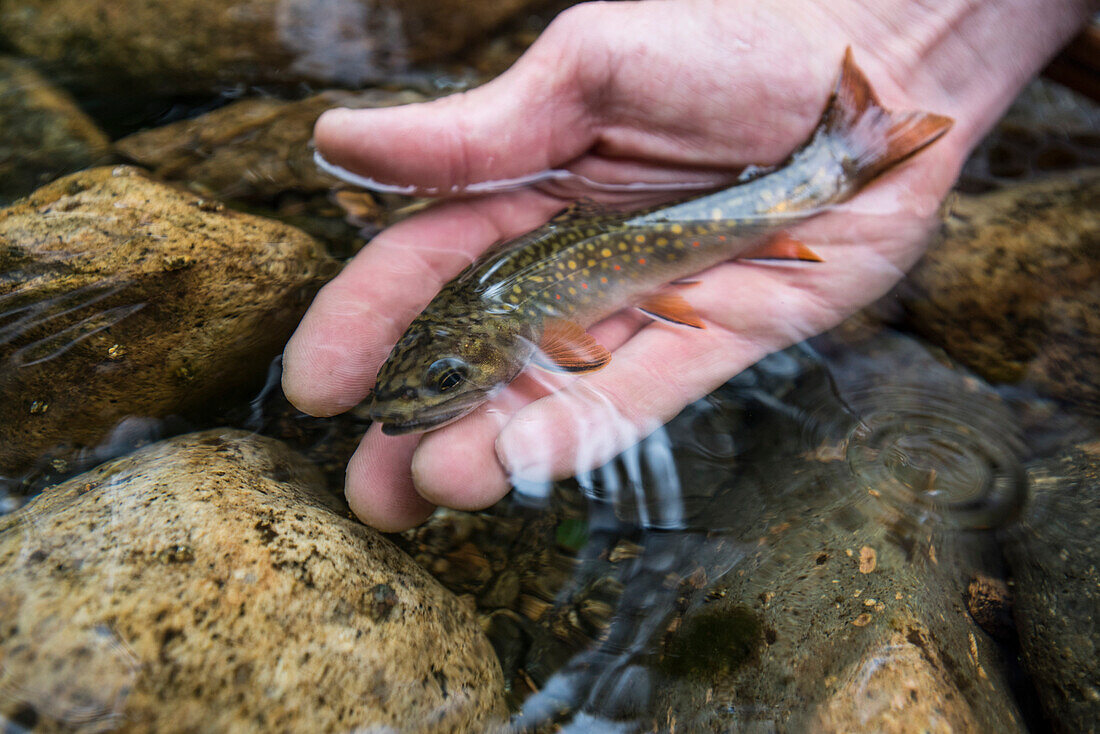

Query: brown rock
(899, 169), (1100, 411)
(0, 430), (506, 732)
(810, 626), (983, 733)
(0, 0), (550, 94)
(1005, 443), (1100, 733)
(647, 333), (1027, 733)
(0, 166), (336, 474)
(965, 574), (1014, 641)
(0, 57), (110, 204)
(115, 89), (426, 201)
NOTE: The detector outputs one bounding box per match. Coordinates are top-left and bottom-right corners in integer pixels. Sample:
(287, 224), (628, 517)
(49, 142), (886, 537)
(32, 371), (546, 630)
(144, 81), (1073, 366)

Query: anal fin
(741, 232), (823, 262)
(637, 293), (705, 329)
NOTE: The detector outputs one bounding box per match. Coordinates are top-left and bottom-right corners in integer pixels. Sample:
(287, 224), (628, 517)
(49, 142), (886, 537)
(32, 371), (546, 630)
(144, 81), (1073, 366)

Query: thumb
(313, 25), (600, 194)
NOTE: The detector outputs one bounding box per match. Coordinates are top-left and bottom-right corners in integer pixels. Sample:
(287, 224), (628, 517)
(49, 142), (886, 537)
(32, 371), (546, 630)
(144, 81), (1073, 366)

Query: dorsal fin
(534, 318), (612, 373)
(549, 197), (611, 224)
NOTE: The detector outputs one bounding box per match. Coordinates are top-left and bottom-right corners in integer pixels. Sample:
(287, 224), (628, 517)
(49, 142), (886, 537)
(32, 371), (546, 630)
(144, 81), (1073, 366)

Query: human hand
(283, 0), (1092, 530)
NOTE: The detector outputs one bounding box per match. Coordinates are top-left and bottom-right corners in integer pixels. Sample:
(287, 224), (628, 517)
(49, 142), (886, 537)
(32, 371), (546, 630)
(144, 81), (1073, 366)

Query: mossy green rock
(0, 430), (506, 732)
(0, 166), (336, 474)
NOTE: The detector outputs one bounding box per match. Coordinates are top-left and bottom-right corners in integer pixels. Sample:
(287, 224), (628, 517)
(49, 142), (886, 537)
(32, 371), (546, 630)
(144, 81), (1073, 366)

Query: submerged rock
(0, 430), (506, 732)
(115, 89), (425, 202)
(1004, 442), (1100, 733)
(960, 79), (1100, 192)
(898, 169), (1100, 412)
(641, 330), (1027, 732)
(0, 0), (548, 94)
(0, 166), (336, 475)
(0, 57), (110, 204)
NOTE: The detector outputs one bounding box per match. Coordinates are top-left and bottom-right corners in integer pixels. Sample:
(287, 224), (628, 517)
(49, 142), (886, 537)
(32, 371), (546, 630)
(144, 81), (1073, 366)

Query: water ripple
(842, 384), (1027, 530)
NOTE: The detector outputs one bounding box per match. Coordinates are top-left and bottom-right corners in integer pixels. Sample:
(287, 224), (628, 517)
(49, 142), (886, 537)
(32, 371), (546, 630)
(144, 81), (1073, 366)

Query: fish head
(369, 316), (534, 435)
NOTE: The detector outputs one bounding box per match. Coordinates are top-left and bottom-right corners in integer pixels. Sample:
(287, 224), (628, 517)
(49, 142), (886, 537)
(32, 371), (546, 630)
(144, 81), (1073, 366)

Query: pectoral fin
(637, 293), (705, 329)
(741, 232), (823, 262)
(534, 318), (612, 373)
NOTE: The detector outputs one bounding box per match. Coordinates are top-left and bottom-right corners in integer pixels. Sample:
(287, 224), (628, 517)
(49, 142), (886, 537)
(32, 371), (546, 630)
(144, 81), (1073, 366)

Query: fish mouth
(375, 408), (472, 436)
(370, 389), (494, 436)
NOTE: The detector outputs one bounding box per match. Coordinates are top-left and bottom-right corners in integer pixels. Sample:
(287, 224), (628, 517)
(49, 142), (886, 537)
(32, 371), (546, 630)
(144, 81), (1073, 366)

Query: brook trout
(369, 49), (952, 435)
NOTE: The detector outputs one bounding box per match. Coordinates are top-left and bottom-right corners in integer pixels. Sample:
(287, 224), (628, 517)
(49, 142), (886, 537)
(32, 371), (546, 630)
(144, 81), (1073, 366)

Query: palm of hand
(283, 0), (969, 530)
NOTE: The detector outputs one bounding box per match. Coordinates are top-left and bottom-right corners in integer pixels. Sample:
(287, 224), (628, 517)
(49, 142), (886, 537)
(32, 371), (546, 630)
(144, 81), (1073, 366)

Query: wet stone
(965, 574), (1015, 642)
(115, 89), (426, 203)
(645, 328), (1027, 733)
(810, 627), (986, 733)
(0, 430), (506, 732)
(1003, 442), (1100, 732)
(0, 0), (551, 94)
(898, 169), (1100, 412)
(0, 57), (110, 205)
(0, 166), (337, 477)
(960, 79), (1100, 192)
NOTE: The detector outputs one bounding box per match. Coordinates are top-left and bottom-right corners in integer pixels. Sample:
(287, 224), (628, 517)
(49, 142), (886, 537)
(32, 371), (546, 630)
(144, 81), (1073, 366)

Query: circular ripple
(844, 386), (1027, 530)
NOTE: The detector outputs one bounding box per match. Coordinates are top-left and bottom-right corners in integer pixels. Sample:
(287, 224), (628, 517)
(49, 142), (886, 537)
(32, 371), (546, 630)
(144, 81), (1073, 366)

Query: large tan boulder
(0, 166), (336, 474)
(0, 430), (506, 732)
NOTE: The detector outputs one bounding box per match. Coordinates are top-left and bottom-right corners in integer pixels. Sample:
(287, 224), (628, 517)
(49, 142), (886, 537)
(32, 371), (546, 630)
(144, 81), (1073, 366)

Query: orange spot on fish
(600, 276), (608, 284)
(718, 235), (727, 241)
(692, 241), (699, 247)
(555, 294), (561, 300)
(581, 283), (588, 289)
(614, 264), (621, 271)
(638, 258), (647, 265)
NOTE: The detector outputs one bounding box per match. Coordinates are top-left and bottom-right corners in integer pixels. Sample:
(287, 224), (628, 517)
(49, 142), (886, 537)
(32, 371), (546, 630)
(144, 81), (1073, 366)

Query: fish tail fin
(823, 48), (953, 183)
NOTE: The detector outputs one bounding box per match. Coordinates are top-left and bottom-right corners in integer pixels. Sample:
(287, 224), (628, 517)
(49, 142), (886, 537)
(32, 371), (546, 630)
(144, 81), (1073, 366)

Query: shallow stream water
(0, 5), (1098, 733)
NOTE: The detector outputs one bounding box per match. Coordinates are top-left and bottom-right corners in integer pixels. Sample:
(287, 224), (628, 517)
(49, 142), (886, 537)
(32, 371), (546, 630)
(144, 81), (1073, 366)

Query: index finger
(282, 189), (564, 417)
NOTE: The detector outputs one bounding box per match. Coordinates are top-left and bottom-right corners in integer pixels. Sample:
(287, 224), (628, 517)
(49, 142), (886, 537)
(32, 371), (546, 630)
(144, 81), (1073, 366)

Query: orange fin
(741, 232), (823, 262)
(535, 318), (612, 373)
(824, 47), (953, 183)
(637, 293), (705, 329)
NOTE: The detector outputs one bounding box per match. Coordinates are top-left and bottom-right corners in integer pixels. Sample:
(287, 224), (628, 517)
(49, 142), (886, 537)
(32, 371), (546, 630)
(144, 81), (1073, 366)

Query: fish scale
(368, 49), (953, 435)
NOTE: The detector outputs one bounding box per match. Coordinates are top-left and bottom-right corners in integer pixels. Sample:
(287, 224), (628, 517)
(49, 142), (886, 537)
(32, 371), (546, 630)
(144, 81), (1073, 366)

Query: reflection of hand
(283, 0), (1092, 530)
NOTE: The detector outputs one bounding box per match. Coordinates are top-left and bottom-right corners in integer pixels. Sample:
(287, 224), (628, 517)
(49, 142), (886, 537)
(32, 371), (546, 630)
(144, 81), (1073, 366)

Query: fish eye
(427, 358), (468, 393)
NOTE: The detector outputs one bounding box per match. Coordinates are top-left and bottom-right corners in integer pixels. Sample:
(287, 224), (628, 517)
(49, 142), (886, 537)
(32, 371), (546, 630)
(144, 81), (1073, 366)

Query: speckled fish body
(370, 50), (952, 434)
